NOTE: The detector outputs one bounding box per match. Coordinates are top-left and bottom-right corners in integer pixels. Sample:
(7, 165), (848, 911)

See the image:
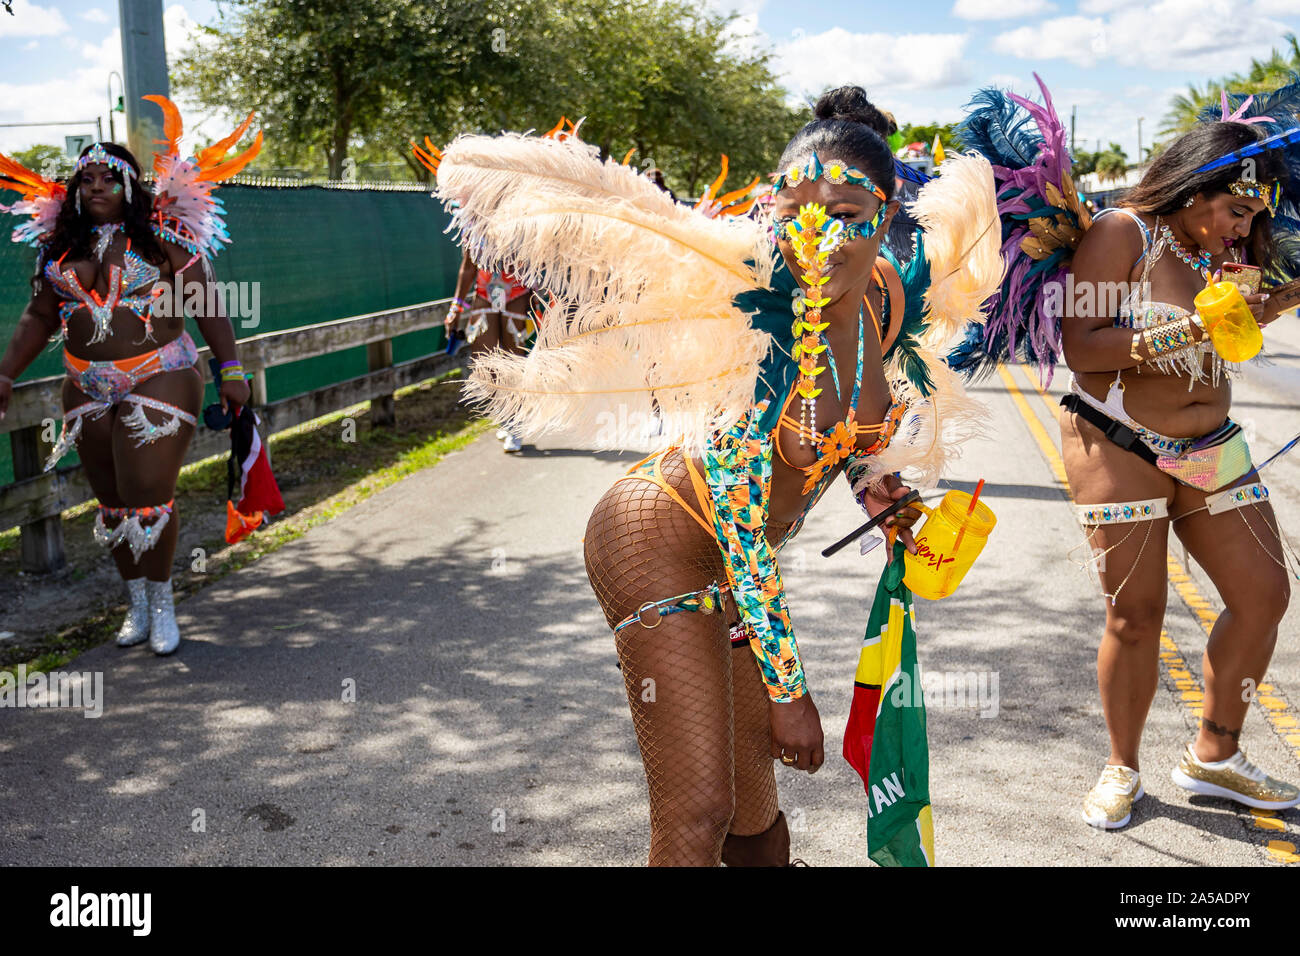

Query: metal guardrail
(2, 298), (456, 573)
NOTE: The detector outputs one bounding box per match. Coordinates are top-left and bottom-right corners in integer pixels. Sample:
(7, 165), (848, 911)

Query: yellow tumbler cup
(1194, 281), (1262, 363)
(902, 490), (997, 600)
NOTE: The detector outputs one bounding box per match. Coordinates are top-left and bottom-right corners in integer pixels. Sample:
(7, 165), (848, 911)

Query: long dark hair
(778, 86), (896, 202)
(35, 142), (164, 287)
(1123, 122), (1288, 276)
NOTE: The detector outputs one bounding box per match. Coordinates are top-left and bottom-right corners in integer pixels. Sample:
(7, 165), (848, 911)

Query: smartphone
(1221, 262), (1262, 295)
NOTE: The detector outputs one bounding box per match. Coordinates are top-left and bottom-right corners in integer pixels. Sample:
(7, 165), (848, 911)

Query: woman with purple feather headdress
(956, 73), (1300, 831)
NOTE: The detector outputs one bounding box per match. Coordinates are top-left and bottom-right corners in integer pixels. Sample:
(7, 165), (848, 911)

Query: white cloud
(994, 1), (1293, 71)
(163, 2), (206, 62)
(994, 16), (1107, 66)
(952, 0), (1055, 19)
(773, 28), (972, 100)
(22, 39), (36, 50)
(1077, 0), (1129, 11)
(1255, 0), (1300, 13)
(81, 8), (110, 23)
(0, 0), (67, 38)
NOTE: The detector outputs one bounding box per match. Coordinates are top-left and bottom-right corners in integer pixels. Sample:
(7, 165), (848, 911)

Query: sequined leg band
(44, 401), (109, 471)
(118, 395), (197, 446)
(1071, 497), (1169, 606)
(93, 500), (174, 562)
(1173, 481), (1300, 578)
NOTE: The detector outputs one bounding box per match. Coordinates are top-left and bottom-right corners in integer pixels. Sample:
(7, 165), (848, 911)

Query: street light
(107, 71), (124, 144)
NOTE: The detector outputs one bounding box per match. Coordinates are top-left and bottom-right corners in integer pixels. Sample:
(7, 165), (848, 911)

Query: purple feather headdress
(949, 73), (1090, 384)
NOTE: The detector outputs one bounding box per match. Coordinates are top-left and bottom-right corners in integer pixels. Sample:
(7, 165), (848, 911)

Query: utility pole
(118, 0), (169, 167)
(1070, 105), (1076, 156)
(108, 71), (124, 143)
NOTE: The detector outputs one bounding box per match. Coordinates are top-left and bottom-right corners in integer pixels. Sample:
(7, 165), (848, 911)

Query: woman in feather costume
(0, 98), (261, 655)
(952, 75), (1300, 829)
(435, 86), (1000, 865)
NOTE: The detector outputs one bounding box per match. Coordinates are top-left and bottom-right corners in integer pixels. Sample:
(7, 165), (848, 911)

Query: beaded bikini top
(44, 234), (161, 345)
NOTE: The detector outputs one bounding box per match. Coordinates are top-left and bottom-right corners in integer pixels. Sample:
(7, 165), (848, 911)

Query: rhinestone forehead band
(772, 151), (887, 201)
(73, 142), (137, 204)
(1228, 179), (1281, 216)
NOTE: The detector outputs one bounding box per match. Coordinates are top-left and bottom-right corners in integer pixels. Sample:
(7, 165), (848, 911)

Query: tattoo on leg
(1201, 717), (1241, 741)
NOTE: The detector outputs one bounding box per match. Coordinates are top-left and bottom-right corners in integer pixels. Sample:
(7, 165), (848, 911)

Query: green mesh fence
(0, 183), (460, 484)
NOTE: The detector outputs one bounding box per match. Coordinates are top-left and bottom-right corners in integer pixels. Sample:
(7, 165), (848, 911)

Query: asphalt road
(5, 322), (1300, 866)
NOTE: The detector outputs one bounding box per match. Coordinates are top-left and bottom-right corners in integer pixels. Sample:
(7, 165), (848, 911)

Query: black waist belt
(1060, 393), (1160, 467)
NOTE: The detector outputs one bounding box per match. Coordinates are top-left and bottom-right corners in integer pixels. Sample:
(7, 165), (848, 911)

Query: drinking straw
(950, 478), (985, 556)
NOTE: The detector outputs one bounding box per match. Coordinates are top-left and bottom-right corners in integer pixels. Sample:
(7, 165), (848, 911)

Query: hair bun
(813, 86), (892, 140)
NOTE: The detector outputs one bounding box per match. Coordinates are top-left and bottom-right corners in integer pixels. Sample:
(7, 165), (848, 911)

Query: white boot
(146, 578), (180, 655)
(115, 578), (150, 647)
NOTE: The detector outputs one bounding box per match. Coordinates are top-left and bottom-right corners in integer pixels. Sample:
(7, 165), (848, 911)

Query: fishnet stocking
(585, 448), (783, 865)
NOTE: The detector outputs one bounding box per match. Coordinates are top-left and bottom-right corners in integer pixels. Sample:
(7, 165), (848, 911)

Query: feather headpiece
(949, 73), (1088, 383)
(144, 94), (262, 273)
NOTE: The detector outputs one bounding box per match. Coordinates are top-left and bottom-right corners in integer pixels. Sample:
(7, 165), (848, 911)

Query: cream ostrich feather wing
(909, 152), (1004, 350)
(435, 132), (775, 454)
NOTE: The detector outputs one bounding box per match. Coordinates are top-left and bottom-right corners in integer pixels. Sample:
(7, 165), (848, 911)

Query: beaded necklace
(785, 203), (850, 444)
(1158, 222), (1212, 280)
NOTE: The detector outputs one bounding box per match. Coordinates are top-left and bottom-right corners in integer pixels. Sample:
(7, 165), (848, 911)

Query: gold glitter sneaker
(1171, 744), (1300, 810)
(1082, 765), (1144, 829)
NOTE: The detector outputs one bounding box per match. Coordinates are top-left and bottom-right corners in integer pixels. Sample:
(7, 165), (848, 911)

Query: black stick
(821, 489), (922, 558)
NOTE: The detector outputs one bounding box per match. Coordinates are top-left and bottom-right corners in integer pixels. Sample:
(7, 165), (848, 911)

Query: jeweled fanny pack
(1154, 422), (1253, 491)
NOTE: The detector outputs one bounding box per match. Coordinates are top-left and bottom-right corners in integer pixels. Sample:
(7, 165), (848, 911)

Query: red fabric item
(842, 684), (881, 792)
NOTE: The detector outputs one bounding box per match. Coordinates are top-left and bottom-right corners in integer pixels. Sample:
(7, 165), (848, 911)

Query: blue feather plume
(1193, 126), (1300, 173)
(957, 87), (1042, 170)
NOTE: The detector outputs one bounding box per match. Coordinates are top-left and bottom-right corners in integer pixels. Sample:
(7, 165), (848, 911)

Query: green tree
(173, 0), (802, 195)
(486, 0), (802, 197)
(897, 122), (965, 154)
(1095, 142), (1129, 183)
(10, 144), (65, 179)
(173, 0), (489, 178)
(1072, 148), (1098, 177)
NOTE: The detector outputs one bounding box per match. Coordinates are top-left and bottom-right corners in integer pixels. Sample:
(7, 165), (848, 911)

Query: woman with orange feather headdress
(0, 96), (262, 656)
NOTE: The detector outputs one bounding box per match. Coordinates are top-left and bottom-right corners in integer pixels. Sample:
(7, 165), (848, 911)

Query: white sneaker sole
(1171, 768), (1300, 810)
(1082, 783), (1144, 829)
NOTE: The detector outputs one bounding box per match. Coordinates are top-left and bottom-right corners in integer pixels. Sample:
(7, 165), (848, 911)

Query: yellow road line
(994, 363), (1070, 496)
(1000, 362), (1297, 861)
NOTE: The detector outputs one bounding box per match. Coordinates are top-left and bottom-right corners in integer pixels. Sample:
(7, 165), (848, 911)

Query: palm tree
(1162, 80), (1215, 139)
(1159, 34), (1300, 139)
(1096, 142), (1129, 183)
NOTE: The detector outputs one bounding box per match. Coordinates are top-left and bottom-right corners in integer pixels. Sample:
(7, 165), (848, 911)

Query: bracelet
(219, 364), (247, 382)
(1144, 315), (1196, 358)
(219, 359), (242, 370)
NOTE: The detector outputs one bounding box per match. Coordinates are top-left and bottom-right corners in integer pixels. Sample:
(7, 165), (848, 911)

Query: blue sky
(2, 0), (1299, 162)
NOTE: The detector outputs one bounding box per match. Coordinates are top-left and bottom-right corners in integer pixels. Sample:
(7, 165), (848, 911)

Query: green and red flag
(843, 541), (934, 866)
